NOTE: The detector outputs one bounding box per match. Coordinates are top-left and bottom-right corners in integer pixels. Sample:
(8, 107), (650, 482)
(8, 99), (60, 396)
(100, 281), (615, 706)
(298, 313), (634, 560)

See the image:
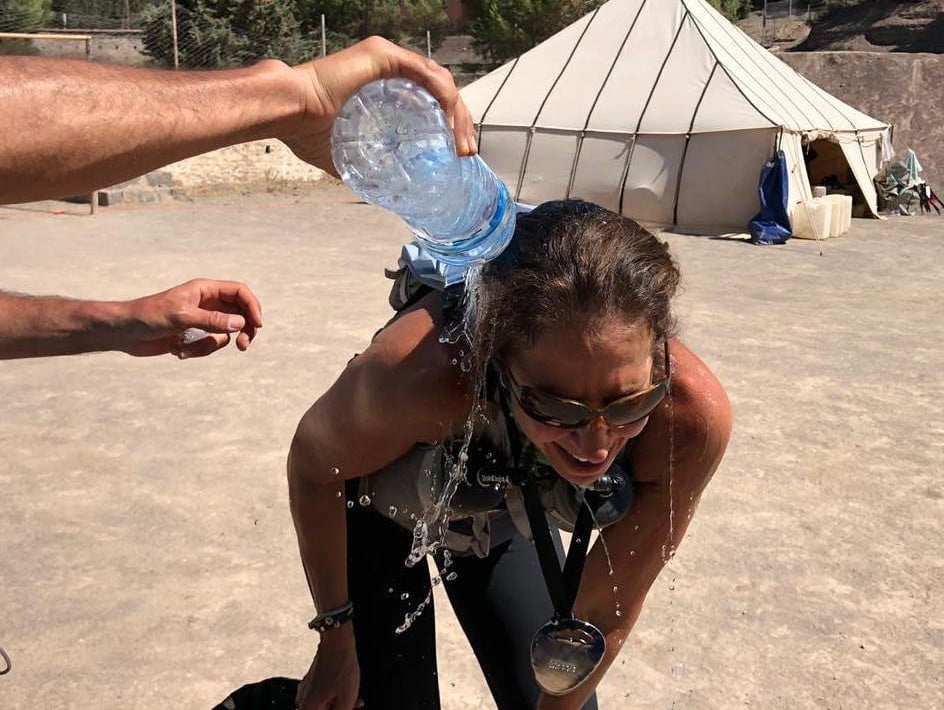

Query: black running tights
(346, 498), (599, 710)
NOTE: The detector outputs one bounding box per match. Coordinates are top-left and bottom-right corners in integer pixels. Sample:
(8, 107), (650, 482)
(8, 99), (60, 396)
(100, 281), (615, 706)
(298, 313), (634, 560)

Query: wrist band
(308, 601), (354, 633)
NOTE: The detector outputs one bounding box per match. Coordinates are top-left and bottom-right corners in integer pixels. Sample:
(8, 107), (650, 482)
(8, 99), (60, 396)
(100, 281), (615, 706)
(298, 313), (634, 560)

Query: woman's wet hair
(473, 199), (680, 368)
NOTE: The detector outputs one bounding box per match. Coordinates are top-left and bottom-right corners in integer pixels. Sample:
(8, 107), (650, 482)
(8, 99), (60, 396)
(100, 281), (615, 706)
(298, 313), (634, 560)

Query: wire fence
(751, 0), (865, 47)
(0, 1), (441, 68)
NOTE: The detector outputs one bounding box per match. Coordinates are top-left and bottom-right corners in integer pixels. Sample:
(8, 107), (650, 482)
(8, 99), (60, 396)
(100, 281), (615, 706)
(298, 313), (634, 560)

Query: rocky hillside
(782, 51), (943, 193)
(795, 0), (943, 52)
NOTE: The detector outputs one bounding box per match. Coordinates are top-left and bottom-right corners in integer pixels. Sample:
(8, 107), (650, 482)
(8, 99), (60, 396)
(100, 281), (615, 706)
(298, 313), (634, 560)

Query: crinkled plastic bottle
(330, 78), (516, 270)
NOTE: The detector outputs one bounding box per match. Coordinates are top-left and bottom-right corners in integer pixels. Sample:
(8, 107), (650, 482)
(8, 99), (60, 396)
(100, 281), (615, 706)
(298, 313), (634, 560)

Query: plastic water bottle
(330, 79), (516, 268)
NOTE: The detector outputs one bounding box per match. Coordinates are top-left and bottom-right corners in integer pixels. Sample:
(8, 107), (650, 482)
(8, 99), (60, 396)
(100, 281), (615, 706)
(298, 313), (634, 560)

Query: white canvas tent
(461, 0), (889, 230)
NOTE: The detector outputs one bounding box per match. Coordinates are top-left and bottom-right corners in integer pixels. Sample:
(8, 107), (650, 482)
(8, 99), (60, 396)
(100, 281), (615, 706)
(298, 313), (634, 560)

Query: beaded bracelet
(308, 601), (354, 633)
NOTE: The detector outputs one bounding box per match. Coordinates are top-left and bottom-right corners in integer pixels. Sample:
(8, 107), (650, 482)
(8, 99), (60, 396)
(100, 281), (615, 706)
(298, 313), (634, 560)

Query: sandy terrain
(0, 188), (941, 709)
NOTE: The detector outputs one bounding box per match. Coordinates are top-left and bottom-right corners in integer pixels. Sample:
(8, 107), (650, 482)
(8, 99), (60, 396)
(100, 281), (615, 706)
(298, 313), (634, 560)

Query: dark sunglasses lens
(520, 390), (591, 428)
(531, 618), (606, 695)
(606, 384), (667, 426)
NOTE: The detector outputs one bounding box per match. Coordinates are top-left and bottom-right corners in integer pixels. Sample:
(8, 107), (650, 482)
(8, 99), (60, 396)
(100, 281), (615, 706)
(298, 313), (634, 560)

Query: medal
(522, 481), (606, 695)
(531, 616), (606, 695)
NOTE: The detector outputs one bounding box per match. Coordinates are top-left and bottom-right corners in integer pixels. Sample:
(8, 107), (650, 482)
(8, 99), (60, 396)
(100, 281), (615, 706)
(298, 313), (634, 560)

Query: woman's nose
(569, 417), (611, 463)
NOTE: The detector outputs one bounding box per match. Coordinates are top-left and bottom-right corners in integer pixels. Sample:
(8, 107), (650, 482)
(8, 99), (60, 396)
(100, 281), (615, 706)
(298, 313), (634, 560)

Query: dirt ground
(1, 187), (941, 709)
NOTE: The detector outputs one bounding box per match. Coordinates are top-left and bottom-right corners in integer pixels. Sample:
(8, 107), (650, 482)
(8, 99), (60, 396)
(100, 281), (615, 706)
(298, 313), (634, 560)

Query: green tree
(0, 0), (52, 31)
(467, 0), (604, 64)
(142, 0), (312, 68)
(141, 0), (245, 67)
(231, 0), (312, 64)
(707, 0), (752, 21)
(293, 0), (451, 53)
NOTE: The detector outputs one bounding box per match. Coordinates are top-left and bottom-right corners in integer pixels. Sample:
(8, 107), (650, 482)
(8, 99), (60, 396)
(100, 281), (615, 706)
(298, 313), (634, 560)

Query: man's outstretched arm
(0, 36), (476, 204)
(0, 279), (263, 360)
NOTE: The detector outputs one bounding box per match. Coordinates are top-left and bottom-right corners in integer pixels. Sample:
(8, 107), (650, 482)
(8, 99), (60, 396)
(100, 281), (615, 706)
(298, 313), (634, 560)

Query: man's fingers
(183, 308), (245, 334)
(235, 330), (253, 351)
(193, 279), (264, 328)
(452, 97), (477, 157)
(327, 37), (476, 157)
(378, 44), (476, 156)
(174, 333), (230, 359)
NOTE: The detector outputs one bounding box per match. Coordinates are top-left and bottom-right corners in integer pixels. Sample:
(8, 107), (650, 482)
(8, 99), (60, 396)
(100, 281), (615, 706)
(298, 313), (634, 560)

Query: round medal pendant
(530, 617), (606, 695)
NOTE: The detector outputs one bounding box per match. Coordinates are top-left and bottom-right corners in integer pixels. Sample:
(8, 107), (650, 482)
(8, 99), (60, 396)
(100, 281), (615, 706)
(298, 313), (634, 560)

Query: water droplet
(633, 524), (640, 532)
(346, 501), (354, 509)
(615, 610), (623, 617)
(359, 495), (371, 506)
(669, 584), (675, 591)
(388, 587), (394, 593)
(389, 505), (398, 516)
(451, 358), (458, 365)
(612, 586), (619, 594)
(446, 572), (457, 581)
(335, 490), (342, 498)
(400, 592), (410, 600)
(432, 576), (442, 587)
(575, 538), (582, 544)
(331, 467), (340, 476)
(629, 550), (636, 556)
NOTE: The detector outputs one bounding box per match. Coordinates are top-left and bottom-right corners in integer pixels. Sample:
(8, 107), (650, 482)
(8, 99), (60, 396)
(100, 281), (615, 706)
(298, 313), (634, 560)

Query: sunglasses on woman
(502, 340), (671, 429)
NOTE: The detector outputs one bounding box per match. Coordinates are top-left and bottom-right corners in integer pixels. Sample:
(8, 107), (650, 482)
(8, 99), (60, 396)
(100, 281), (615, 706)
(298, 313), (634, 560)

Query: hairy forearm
(0, 290), (127, 358)
(0, 57), (302, 203)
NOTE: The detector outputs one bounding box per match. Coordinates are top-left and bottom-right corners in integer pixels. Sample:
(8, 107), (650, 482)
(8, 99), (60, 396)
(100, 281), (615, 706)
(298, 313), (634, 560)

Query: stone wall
(161, 140), (326, 189)
(781, 51), (944, 191)
(8, 34), (148, 65)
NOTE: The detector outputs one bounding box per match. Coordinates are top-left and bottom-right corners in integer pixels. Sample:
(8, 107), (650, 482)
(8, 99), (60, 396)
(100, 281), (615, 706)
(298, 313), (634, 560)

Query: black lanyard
(499, 379), (595, 620)
(522, 481), (595, 620)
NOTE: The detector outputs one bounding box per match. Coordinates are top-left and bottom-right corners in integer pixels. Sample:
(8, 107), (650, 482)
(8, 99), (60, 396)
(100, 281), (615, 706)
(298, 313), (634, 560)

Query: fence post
(170, 0), (180, 69)
(321, 14), (326, 57)
(426, 30), (431, 59)
(762, 0), (767, 45)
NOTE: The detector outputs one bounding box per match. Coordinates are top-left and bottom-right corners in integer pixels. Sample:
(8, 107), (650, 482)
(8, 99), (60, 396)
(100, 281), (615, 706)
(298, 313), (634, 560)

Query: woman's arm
(288, 297), (470, 709)
(539, 341), (733, 709)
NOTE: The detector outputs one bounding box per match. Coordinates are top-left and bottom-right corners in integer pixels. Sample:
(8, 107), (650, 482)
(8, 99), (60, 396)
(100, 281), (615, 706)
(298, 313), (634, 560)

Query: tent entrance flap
(803, 138), (867, 214)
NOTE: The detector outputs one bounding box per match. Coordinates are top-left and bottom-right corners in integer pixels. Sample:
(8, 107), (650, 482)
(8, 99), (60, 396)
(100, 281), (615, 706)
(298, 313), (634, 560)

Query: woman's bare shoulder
(356, 291), (475, 438)
(632, 338), (732, 485)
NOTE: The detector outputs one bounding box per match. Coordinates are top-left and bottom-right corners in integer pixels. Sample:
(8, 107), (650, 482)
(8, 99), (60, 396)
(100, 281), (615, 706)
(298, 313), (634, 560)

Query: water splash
(579, 489), (622, 620)
(398, 269), (488, 626)
(395, 590), (433, 634)
(404, 328), (485, 568)
(662, 375), (676, 563)
(579, 489), (615, 577)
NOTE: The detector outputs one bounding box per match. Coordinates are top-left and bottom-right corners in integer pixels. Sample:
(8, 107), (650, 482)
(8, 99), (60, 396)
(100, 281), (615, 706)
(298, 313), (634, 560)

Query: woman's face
(504, 318), (656, 487)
